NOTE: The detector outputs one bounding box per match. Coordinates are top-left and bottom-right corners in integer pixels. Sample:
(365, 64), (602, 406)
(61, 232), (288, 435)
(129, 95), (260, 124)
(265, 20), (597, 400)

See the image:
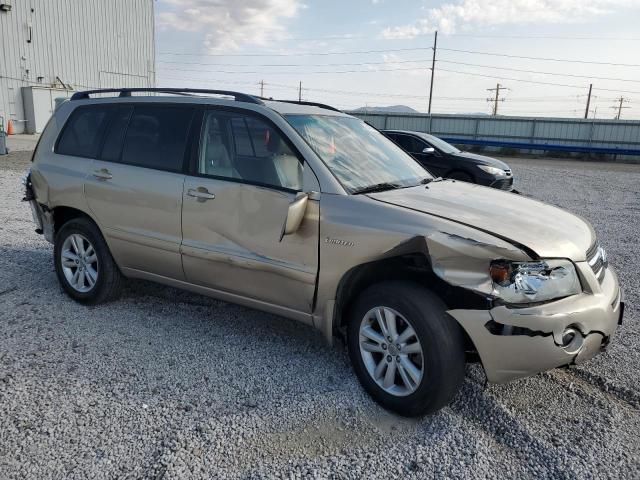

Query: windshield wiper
(420, 176), (444, 185)
(352, 182), (402, 195)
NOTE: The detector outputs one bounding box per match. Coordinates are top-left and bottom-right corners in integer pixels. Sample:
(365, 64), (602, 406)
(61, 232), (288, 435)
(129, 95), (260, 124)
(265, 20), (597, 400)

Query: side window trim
(192, 107), (306, 194)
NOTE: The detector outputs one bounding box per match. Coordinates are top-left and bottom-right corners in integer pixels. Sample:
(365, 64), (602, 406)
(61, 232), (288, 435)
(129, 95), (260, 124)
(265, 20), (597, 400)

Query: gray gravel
(1, 151), (639, 479)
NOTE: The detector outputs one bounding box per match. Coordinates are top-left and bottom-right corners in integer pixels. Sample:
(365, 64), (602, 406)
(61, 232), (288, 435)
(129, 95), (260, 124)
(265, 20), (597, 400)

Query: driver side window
(199, 111), (303, 191)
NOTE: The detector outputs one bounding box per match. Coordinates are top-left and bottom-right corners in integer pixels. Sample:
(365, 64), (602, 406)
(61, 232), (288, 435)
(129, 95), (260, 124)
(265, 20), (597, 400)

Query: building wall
(0, 0), (155, 133)
(351, 112), (640, 157)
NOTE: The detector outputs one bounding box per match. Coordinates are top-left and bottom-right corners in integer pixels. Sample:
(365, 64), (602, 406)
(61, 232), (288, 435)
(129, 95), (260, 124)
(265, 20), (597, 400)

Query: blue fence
(349, 111), (640, 157)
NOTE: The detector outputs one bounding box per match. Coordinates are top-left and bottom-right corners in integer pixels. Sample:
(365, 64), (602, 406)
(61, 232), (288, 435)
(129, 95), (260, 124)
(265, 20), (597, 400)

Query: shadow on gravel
(449, 375), (572, 479)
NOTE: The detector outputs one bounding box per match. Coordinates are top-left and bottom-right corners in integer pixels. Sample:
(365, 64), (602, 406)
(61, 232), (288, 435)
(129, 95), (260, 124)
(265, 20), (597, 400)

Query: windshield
(422, 134), (460, 154)
(286, 115), (431, 193)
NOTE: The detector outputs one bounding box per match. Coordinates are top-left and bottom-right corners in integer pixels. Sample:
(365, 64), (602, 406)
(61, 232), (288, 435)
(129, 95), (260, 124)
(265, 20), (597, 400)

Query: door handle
(187, 187), (215, 200)
(92, 168), (112, 180)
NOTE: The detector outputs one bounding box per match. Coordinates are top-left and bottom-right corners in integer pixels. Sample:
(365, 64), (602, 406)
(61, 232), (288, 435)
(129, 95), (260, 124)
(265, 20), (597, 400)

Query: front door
(181, 108), (319, 314)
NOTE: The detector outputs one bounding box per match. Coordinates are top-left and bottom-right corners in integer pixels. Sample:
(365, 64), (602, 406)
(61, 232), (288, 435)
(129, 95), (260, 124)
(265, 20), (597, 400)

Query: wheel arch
(331, 252), (484, 357)
(52, 206), (98, 235)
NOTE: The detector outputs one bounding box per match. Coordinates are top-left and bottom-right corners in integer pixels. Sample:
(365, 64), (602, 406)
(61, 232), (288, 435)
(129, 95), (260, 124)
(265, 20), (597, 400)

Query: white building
(0, 0), (155, 133)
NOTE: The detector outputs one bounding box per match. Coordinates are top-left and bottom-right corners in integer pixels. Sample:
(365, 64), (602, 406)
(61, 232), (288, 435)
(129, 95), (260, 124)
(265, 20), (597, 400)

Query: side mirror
(422, 147), (435, 154)
(280, 192), (309, 241)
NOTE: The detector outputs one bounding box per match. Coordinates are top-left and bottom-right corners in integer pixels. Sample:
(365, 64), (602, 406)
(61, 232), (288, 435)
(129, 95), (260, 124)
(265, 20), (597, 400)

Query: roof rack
(261, 98), (342, 113)
(70, 88), (264, 105)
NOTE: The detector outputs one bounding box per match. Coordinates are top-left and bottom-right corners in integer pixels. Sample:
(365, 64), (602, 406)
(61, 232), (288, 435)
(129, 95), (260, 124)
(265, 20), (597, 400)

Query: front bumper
(488, 176), (514, 191)
(448, 263), (622, 383)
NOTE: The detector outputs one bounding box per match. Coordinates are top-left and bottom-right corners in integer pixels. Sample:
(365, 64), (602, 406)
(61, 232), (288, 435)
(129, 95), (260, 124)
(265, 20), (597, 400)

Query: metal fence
(349, 112), (640, 157)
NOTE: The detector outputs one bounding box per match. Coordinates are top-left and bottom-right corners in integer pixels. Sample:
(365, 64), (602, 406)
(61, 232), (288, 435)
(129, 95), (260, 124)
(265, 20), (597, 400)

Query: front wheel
(347, 282), (465, 416)
(54, 217), (123, 304)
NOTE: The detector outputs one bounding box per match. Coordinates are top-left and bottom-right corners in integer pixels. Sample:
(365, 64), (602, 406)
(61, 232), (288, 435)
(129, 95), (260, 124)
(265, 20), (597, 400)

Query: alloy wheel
(358, 306), (424, 397)
(60, 233), (99, 293)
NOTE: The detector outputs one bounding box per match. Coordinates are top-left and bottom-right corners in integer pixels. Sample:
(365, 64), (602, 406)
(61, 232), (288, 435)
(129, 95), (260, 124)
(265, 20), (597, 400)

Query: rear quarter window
(56, 106), (112, 158)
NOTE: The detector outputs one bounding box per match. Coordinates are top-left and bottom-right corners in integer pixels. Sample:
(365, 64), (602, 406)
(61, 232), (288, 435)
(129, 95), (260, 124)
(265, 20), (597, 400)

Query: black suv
(382, 130), (514, 191)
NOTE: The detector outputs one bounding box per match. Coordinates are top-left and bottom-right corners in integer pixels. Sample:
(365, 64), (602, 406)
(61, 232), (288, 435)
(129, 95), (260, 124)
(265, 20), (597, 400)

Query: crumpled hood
(367, 180), (594, 261)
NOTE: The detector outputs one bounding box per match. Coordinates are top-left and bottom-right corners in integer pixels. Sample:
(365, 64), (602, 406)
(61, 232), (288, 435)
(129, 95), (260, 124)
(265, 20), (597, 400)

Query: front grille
(491, 177), (514, 191)
(586, 241), (607, 283)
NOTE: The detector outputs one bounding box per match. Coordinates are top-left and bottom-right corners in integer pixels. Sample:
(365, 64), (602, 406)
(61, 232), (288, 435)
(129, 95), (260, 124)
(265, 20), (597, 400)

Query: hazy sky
(155, 0), (640, 118)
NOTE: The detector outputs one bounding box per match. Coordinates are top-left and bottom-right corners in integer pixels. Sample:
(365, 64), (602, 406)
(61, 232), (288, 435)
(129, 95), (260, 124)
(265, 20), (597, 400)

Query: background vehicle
(382, 129), (514, 191)
(25, 88), (622, 417)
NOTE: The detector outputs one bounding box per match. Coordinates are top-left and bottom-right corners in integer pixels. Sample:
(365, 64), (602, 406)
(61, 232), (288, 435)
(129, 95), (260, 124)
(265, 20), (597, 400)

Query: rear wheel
(347, 282), (465, 416)
(54, 217), (123, 304)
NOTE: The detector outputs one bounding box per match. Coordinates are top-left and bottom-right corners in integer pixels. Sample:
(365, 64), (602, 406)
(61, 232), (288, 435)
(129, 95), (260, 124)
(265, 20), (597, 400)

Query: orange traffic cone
(6, 119), (14, 135)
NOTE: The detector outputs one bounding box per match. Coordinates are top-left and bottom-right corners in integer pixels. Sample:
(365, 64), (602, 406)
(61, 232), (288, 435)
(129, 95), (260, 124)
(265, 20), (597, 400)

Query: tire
(347, 281), (465, 417)
(54, 216), (123, 305)
(447, 171), (474, 183)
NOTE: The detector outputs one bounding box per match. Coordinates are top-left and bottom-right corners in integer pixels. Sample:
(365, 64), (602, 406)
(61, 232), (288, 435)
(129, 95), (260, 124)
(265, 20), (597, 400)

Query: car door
(84, 104), (195, 280)
(181, 108), (319, 314)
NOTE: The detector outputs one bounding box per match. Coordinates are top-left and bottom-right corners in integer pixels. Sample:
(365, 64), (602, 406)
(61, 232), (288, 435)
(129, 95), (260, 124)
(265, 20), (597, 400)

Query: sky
(154, 0), (640, 119)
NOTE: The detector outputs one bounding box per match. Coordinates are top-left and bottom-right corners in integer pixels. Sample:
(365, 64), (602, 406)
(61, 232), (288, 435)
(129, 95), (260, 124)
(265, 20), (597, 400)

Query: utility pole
(260, 80), (264, 97)
(486, 83), (508, 116)
(427, 30), (437, 114)
(298, 81), (302, 102)
(584, 83), (592, 119)
(611, 96), (630, 120)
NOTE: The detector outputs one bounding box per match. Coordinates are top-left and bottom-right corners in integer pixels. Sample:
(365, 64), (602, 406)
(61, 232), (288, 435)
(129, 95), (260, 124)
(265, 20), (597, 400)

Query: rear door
(84, 104), (195, 280)
(181, 108), (319, 314)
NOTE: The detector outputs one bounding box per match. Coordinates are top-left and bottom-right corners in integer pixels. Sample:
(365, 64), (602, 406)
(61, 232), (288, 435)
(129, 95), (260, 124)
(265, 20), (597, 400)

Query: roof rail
(262, 98), (342, 113)
(70, 88), (264, 105)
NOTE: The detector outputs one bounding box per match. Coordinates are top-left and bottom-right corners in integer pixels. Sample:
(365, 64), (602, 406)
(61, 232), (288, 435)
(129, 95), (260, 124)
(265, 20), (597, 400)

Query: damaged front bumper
(448, 263), (623, 383)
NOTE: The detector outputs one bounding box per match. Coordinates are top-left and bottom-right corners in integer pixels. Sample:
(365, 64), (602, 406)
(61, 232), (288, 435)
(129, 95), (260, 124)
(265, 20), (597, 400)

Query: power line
(439, 48), (640, 67)
(159, 47), (433, 58)
(159, 46), (640, 68)
(288, 32), (640, 42)
(157, 58), (433, 68)
(157, 65), (432, 75)
(437, 68), (640, 94)
(437, 60), (640, 84)
(159, 57), (640, 85)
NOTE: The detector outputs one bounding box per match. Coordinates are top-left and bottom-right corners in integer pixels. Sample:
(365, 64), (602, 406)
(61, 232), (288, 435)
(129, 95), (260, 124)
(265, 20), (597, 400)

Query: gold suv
(25, 88), (624, 416)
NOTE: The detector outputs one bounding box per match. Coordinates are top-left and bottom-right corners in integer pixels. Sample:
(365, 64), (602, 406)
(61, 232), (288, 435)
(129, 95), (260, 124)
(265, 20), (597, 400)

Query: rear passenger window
(56, 107), (111, 158)
(120, 106), (194, 172)
(100, 106), (133, 162)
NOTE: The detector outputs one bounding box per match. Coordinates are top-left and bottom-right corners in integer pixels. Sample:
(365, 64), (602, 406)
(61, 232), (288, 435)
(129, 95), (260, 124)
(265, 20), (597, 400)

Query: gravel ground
(0, 151), (639, 479)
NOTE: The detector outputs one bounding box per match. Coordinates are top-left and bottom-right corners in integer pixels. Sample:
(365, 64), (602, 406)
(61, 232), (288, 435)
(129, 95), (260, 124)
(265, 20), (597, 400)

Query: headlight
(477, 165), (506, 176)
(489, 259), (581, 304)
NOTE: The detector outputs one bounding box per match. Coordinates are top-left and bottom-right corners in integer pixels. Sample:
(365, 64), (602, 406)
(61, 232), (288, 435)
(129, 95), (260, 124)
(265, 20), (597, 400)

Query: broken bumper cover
(449, 263), (622, 383)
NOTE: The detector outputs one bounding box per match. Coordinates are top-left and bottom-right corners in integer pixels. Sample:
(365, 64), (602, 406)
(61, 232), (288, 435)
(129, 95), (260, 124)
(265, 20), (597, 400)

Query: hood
(367, 181), (594, 261)
(452, 151), (511, 170)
